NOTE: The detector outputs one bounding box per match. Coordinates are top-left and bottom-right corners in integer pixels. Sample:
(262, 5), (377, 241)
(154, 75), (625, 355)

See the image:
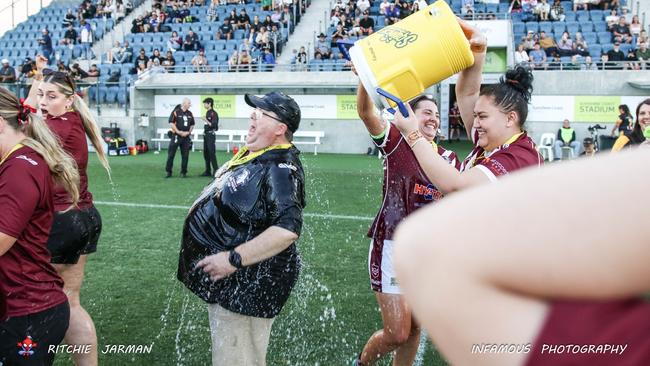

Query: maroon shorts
(526, 299), (650, 366)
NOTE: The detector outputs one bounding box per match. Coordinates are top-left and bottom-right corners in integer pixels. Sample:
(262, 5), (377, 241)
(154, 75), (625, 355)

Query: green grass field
(53, 141), (473, 366)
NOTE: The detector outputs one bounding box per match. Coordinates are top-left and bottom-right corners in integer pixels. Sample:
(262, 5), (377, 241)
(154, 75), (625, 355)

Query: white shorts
(368, 239), (401, 294)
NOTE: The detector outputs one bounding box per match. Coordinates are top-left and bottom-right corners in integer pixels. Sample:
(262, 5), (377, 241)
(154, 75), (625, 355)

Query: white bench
(153, 128), (324, 154)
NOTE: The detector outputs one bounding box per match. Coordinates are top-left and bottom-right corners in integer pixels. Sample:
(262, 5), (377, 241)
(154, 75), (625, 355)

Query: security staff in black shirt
(201, 97), (219, 176)
(177, 92), (305, 364)
(165, 98), (194, 178)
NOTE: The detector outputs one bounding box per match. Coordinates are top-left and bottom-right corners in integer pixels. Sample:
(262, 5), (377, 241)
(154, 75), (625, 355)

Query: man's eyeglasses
(252, 108), (283, 123)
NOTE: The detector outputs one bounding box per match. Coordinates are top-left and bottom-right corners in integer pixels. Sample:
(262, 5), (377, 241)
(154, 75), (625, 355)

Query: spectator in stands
(535, 0), (550, 21)
(529, 42), (547, 69)
(167, 31), (182, 53)
(574, 32), (589, 56)
(619, 5), (631, 22)
(262, 47), (276, 69)
(181, 4), (193, 23)
(238, 9), (252, 31)
(206, 0), (219, 22)
(38, 29), (54, 65)
(20, 58), (36, 81)
(398, 0), (412, 19)
(136, 62), (147, 76)
(263, 15), (275, 30)
(80, 20), (94, 59)
(60, 24), (78, 46)
(184, 30), (200, 51)
(605, 9), (618, 28)
(359, 11), (375, 36)
(612, 99), (650, 151)
(521, 30), (537, 51)
(87, 64), (100, 78)
(625, 49), (640, 70)
(162, 51), (176, 72)
(629, 15), (641, 37)
(611, 104), (633, 137)
(554, 119), (580, 159)
(149, 12), (162, 32)
(82, 0), (97, 19)
(63, 8), (76, 28)
(113, 0), (127, 21)
(109, 41), (122, 63)
(357, 0), (371, 15)
(379, 0), (390, 15)
(510, 0), (523, 13)
(385, 3), (400, 25)
(0, 59), (16, 83)
(315, 33), (332, 59)
(521, 0), (536, 21)
(135, 48), (149, 70)
(296, 46), (308, 67)
(149, 49), (163, 67)
(216, 19), (234, 41)
(251, 15), (263, 32)
(581, 55), (598, 70)
(515, 44), (530, 65)
(549, 0), (565, 21)
(572, 0), (588, 11)
(539, 31), (558, 56)
(238, 49), (253, 71)
(637, 30), (649, 47)
(598, 53), (611, 69)
(56, 61), (68, 73)
(228, 51), (240, 71)
(191, 49), (210, 72)
(149, 58), (167, 75)
(254, 26), (270, 49)
(611, 16), (633, 44)
(268, 25), (282, 53)
(168, 5), (182, 23)
(331, 24), (348, 46)
(280, 7), (293, 31)
(607, 41), (625, 69)
(557, 31), (575, 56)
(271, 9), (282, 26)
(340, 14), (353, 32)
(122, 41), (133, 63)
(69, 63), (87, 81)
(226, 10), (238, 28)
(637, 41), (650, 69)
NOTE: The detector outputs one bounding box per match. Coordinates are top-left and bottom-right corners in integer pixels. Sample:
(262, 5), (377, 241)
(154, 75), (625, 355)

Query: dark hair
(203, 97), (214, 107)
(479, 65), (534, 127)
(619, 104), (631, 117)
(628, 98), (650, 144)
(408, 95), (437, 111)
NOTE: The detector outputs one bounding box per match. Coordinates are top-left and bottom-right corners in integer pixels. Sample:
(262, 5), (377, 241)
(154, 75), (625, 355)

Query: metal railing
(516, 60), (649, 71)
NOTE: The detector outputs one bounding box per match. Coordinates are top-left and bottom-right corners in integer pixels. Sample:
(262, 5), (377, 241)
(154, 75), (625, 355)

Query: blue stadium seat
(583, 32), (597, 44)
(567, 24), (580, 34)
(539, 22), (553, 34)
(601, 43), (613, 54)
(589, 10), (604, 21)
(309, 59), (323, 72)
(589, 44), (602, 58)
(564, 11), (576, 21)
(598, 31), (612, 44)
(105, 87), (119, 104)
(576, 11), (590, 22)
(619, 43), (632, 54)
(592, 21), (607, 32)
(525, 22), (539, 34)
(552, 22), (566, 34)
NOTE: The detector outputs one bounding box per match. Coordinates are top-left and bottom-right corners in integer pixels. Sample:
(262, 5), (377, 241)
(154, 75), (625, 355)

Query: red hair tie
(18, 98), (36, 125)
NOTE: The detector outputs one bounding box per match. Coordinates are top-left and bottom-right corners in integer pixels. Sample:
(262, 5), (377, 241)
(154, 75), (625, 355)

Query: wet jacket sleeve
(264, 164), (305, 236)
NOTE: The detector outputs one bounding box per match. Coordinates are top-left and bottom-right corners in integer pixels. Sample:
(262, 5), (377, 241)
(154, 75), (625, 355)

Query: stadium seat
(552, 22), (566, 34)
(589, 10), (604, 21)
(592, 21), (607, 32)
(525, 22), (539, 34)
(539, 22), (553, 34)
(538, 133), (555, 161)
(576, 11), (590, 22)
(588, 44), (602, 58)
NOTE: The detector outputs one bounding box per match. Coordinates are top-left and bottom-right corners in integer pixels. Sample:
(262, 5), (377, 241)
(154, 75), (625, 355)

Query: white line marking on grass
(94, 201), (374, 221)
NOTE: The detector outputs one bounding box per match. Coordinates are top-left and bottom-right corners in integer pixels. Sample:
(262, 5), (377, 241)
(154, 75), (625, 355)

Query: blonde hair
(43, 72), (111, 176)
(0, 87), (80, 206)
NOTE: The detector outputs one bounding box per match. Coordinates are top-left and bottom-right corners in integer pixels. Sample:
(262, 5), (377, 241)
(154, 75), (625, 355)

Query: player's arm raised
(455, 19), (487, 138)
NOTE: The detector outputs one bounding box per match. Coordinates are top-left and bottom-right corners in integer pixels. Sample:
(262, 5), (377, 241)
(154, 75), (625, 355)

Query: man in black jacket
(178, 92), (305, 365)
(201, 98), (219, 176)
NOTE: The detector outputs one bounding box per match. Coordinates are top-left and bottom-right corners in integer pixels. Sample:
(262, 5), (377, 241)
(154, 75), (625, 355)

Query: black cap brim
(245, 93), (273, 112)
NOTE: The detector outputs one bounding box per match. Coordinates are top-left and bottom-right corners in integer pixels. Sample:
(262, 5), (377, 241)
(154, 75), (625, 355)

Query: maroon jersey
(46, 111), (93, 211)
(0, 146), (66, 320)
(367, 123), (459, 244)
(526, 299), (650, 366)
(459, 129), (543, 178)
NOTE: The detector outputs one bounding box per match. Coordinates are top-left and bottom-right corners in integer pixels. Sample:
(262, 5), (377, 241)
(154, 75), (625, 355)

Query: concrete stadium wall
(112, 70), (649, 154)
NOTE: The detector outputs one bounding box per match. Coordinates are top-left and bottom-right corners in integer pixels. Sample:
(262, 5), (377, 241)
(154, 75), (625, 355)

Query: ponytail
(72, 95), (111, 176)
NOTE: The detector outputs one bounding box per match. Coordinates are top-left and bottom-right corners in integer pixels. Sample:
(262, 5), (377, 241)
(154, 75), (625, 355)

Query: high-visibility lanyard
(227, 144), (293, 169)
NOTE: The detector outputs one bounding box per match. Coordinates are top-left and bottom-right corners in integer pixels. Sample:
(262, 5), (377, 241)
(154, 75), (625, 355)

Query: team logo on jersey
(17, 336), (37, 358)
(413, 183), (442, 201)
(16, 155), (38, 166)
(227, 169), (250, 192)
(371, 264), (380, 278)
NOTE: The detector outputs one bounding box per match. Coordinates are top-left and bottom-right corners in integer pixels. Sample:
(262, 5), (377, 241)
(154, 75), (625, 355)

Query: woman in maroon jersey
(0, 87), (80, 365)
(392, 63), (542, 192)
(25, 55), (110, 366)
(351, 34), (471, 366)
(393, 149), (650, 366)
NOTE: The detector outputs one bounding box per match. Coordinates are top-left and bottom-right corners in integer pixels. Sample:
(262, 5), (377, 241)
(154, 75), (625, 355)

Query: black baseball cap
(245, 92), (301, 133)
